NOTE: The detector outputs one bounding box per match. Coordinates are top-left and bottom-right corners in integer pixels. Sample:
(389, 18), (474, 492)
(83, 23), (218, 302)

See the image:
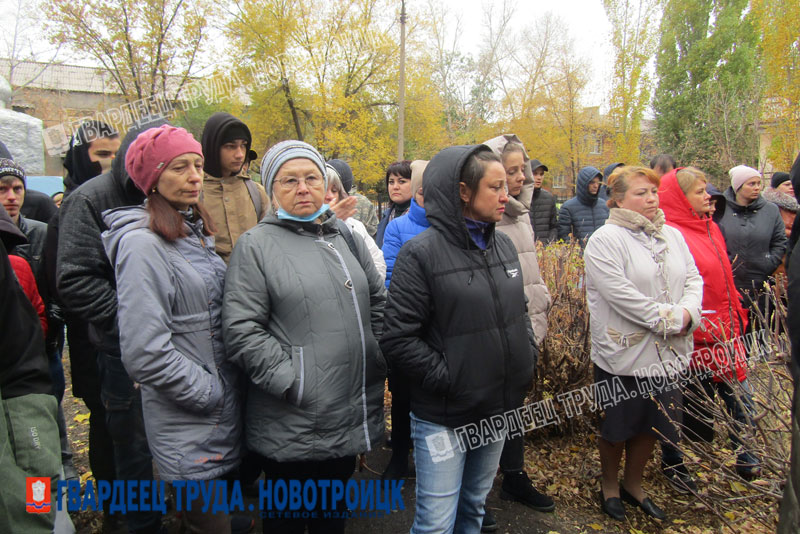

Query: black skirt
(594, 364), (682, 444)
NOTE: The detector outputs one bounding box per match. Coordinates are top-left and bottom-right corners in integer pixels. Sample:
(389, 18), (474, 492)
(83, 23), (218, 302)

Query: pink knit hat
(729, 165), (761, 192)
(125, 125), (203, 194)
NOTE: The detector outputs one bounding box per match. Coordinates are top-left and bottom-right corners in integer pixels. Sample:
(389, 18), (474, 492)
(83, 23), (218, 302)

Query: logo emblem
(426, 431), (455, 463)
(26, 477), (51, 513)
(506, 268), (519, 278)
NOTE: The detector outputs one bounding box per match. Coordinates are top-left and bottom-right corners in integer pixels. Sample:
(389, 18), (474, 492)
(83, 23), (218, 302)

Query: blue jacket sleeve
(381, 219), (403, 289)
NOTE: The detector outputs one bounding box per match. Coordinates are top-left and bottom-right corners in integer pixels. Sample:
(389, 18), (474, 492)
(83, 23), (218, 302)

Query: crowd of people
(1, 114), (800, 534)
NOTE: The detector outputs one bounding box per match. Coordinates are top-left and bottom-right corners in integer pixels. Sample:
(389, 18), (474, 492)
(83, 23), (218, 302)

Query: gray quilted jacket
(222, 210), (386, 462)
(102, 206), (241, 481)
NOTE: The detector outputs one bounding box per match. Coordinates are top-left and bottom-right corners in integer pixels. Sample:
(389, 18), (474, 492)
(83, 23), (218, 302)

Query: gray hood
(101, 206), (150, 266)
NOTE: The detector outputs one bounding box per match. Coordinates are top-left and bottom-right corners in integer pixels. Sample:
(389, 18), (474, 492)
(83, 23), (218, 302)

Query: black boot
(381, 450), (410, 480)
(500, 471), (555, 512)
(481, 509), (498, 532)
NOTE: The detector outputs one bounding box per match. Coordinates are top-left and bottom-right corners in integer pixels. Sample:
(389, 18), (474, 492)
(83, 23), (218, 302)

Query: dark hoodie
(380, 145), (537, 429)
(706, 183), (726, 222)
(44, 121), (117, 398)
(600, 162), (624, 200)
(557, 166), (608, 241)
(603, 162), (624, 181)
(717, 185), (787, 297)
(201, 112), (251, 178)
(63, 121), (117, 194)
(57, 116), (168, 354)
(0, 204), (52, 399)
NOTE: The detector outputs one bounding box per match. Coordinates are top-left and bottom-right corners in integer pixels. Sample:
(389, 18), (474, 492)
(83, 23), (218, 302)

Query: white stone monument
(0, 76), (45, 175)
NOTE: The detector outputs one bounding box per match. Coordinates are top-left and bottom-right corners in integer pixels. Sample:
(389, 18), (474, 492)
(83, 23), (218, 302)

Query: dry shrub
(658, 283), (792, 532)
(532, 241), (790, 529)
(533, 240), (593, 434)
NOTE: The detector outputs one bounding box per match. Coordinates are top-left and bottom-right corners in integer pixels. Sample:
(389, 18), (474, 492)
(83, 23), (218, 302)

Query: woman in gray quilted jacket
(102, 125), (244, 533)
(222, 140), (387, 534)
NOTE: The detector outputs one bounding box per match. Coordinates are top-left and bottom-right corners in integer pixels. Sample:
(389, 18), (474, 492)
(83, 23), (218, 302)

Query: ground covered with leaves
(62, 358), (782, 533)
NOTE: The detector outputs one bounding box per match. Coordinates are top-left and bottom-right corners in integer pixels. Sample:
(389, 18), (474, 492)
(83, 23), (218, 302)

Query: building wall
(12, 88), (128, 176)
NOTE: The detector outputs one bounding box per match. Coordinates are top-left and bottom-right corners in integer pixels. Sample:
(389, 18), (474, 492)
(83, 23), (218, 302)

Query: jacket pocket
(287, 346), (306, 407)
(607, 327), (646, 348)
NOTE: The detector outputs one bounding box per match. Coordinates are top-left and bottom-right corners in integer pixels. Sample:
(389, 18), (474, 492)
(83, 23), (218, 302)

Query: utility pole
(397, 0), (406, 161)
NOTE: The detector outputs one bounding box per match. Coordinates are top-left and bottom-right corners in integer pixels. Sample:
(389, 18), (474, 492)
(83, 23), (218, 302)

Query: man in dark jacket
(0, 138), (59, 224)
(528, 159), (557, 243)
(57, 116), (165, 534)
(557, 166), (609, 241)
(0, 159), (47, 284)
(45, 121), (123, 523)
(0, 204), (61, 534)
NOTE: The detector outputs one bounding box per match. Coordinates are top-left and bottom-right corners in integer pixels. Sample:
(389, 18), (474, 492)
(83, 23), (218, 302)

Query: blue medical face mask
(276, 204), (330, 222)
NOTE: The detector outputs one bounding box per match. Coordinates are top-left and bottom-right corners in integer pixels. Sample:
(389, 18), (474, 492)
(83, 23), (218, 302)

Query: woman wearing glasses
(222, 140), (387, 534)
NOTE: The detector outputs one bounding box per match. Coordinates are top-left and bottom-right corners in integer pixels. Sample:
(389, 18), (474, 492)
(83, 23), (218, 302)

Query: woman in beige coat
(482, 134), (554, 524)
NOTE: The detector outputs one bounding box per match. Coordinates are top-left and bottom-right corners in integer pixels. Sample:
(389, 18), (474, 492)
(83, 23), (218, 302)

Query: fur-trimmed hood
(763, 187), (800, 213)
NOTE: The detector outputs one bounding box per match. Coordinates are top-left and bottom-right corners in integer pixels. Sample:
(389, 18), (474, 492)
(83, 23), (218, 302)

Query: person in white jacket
(324, 165), (386, 281)
(584, 166), (703, 522)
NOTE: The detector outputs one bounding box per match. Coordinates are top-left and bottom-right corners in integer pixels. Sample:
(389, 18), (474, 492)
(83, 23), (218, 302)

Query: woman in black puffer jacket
(380, 144), (537, 533)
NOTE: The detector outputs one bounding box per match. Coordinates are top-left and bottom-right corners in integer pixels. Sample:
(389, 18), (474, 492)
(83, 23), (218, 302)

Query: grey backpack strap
(336, 220), (360, 260)
(244, 179), (263, 220)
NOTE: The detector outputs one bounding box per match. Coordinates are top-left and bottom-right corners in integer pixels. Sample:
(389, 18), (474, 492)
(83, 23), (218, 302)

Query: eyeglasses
(277, 175), (324, 190)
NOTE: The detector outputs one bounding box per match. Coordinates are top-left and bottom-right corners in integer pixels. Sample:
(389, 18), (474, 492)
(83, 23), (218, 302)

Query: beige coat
(202, 174), (269, 264)
(484, 134), (552, 345)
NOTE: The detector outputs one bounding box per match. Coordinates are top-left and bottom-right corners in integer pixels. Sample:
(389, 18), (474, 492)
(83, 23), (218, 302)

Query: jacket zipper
(317, 228), (373, 452)
(481, 249), (510, 412)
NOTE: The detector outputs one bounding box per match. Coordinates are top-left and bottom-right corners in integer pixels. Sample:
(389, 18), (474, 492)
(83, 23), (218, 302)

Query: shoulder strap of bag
(336, 219), (360, 260)
(244, 179), (263, 220)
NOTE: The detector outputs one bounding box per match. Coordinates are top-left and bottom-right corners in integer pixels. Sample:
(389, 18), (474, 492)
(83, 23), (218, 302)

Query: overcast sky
(438, 0), (615, 107)
(1, 0), (615, 108)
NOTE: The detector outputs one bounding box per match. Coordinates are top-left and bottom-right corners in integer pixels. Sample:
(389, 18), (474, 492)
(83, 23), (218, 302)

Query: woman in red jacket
(659, 167), (761, 483)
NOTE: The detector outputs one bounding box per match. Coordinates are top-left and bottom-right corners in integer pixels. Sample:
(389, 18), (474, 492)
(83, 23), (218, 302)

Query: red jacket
(659, 169), (748, 382)
(9, 254), (48, 337)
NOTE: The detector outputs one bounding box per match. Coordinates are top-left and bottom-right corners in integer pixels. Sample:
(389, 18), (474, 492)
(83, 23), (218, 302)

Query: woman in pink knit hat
(100, 124), (252, 534)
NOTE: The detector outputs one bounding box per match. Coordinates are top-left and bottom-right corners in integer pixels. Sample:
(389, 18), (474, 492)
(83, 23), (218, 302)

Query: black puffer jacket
(57, 117), (166, 355)
(529, 187), (557, 243)
(380, 145), (537, 429)
(717, 187), (787, 296)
